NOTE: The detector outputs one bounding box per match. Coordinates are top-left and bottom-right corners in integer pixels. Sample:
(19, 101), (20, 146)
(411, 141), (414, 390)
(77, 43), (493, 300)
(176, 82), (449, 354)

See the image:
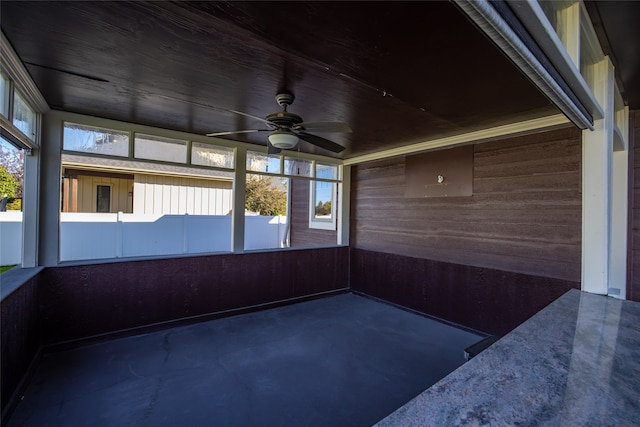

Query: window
(0, 72), (10, 118)
(247, 150), (281, 174)
(96, 185), (111, 212)
(0, 136), (25, 268)
(309, 163), (338, 230)
(284, 157), (312, 177)
(244, 174), (289, 250)
(192, 143), (234, 169)
(135, 133), (187, 163)
(59, 115), (236, 261)
(63, 122), (129, 156)
(12, 90), (36, 140)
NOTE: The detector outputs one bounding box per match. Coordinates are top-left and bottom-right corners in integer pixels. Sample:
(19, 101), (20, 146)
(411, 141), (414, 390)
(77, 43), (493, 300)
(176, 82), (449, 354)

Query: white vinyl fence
(0, 212), (288, 264)
(0, 211), (22, 265)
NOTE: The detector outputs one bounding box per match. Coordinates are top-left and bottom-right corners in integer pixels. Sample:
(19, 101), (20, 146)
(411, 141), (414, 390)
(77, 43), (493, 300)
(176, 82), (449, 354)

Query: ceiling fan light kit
(268, 129), (299, 149)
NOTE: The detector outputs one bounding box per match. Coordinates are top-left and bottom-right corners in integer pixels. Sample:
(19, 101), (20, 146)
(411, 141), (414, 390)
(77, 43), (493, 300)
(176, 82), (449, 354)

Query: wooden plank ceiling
(1, 1), (572, 159)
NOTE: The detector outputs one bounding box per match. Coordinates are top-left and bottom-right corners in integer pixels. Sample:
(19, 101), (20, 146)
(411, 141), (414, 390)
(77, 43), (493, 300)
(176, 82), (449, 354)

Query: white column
(337, 164), (351, 246)
(609, 106), (629, 299)
(581, 57), (615, 294)
(38, 111), (63, 266)
(231, 147), (246, 253)
(21, 147), (40, 267)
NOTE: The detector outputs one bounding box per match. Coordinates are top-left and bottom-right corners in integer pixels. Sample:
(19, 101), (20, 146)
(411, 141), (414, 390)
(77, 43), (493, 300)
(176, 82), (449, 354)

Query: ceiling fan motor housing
(265, 111), (303, 128)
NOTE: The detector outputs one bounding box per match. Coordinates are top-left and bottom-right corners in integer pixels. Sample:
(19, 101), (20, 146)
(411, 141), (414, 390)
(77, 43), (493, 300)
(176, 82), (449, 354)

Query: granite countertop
(375, 289), (640, 426)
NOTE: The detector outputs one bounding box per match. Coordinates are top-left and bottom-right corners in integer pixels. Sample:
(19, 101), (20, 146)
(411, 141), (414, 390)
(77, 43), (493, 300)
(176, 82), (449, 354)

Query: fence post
(116, 212), (123, 258)
(183, 213), (189, 254)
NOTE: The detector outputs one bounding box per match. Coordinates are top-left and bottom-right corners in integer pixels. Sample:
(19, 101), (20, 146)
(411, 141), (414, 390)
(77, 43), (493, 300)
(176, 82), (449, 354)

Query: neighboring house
(61, 153), (233, 215)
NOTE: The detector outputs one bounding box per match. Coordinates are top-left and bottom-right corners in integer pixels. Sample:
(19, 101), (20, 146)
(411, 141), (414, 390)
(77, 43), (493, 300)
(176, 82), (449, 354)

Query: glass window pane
(13, 91), (36, 140)
(316, 163), (338, 180)
(247, 150), (281, 174)
(64, 123), (129, 156)
(0, 136), (25, 268)
(96, 185), (111, 212)
(313, 181), (335, 220)
(0, 72), (10, 118)
(244, 173), (289, 250)
(135, 133), (187, 163)
(192, 142), (234, 168)
(284, 158), (312, 177)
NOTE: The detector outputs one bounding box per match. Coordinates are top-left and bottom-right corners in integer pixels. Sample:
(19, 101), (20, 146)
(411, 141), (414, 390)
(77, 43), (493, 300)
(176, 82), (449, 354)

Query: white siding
(133, 175), (232, 215)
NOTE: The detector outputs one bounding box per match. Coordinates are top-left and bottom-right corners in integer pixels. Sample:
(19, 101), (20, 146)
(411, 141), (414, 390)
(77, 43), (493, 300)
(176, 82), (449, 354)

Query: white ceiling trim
(343, 113), (571, 166)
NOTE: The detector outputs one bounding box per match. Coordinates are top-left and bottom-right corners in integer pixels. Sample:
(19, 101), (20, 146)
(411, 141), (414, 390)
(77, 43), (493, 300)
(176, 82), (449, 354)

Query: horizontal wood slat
(289, 179), (337, 247)
(351, 127), (582, 281)
(350, 248), (579, 335)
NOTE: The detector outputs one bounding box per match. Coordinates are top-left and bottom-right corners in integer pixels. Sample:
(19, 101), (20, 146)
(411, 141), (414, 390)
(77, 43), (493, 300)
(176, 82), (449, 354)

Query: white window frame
(1, 31), (49, 268)
(308, 161), (339, 231)
(309, 179), (337, 231)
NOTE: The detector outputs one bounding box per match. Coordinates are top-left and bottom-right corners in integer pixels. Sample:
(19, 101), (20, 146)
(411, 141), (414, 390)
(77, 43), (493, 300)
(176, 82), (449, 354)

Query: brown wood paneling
(1, 274), (40, 415)
(37, 247), (349, 345)
(350, 126), (582, 282)
(350, 248), (579, 335)
(289, 178), (337, 247)
(629, 110), (640, 301)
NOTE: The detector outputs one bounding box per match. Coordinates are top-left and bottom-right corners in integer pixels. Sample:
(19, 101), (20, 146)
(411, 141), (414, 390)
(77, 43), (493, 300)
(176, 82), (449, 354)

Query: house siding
(133, 175), (232, 215)
(76, 175), (133, 213)
(289, 179), (337, 247)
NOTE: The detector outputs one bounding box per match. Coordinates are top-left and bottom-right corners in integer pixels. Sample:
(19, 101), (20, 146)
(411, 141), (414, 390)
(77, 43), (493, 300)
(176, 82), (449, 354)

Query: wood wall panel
(289, 178), (337, 247)
(1, 274), (40, 415)
(350, 126), (582, 282)
(37, 247), (349, 345)
(629, 110), (640, 301)
(350, 248), (579, 335)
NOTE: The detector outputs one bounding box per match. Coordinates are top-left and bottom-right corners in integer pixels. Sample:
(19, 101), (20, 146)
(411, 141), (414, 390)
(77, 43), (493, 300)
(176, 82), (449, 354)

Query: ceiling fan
(206, 92), (350, 153)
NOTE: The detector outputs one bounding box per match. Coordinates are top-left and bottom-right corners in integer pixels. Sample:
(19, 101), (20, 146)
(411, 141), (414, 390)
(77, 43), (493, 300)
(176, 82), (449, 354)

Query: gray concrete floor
(8, 293), (482, 427)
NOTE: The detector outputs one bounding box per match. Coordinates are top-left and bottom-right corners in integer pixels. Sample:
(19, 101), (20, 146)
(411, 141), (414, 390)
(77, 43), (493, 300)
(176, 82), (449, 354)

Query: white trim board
(344, 114), (571, 166)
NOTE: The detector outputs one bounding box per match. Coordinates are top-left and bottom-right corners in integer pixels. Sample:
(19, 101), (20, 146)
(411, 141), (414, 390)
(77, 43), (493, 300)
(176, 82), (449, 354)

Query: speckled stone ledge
(375, 289), (640, 426)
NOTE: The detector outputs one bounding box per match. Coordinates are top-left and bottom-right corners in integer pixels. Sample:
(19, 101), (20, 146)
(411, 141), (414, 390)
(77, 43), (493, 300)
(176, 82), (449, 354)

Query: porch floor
(8, 293), (482, 427)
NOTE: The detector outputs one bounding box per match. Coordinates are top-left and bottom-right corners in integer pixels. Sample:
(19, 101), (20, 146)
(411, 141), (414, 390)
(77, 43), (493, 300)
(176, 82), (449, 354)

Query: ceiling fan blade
(297, 132), (345, 153)
(293, 122), (352, 133)
(206, 129), (270, 137)
(229, 109), (274, 126)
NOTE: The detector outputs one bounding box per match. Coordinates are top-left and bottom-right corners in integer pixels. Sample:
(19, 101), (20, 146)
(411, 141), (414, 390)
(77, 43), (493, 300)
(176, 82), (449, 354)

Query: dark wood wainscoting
(38, 247), (349, 346)
(350, 248), (579, 336)
(1, 274), (40, 415)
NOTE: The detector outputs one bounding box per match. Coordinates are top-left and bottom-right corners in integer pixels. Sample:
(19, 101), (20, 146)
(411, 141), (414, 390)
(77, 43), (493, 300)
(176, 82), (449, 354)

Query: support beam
(337, 165), (351, 246)
(232, 147), (246, 253)
(582, 57), (615, 295)
(609, 106), (629, 299)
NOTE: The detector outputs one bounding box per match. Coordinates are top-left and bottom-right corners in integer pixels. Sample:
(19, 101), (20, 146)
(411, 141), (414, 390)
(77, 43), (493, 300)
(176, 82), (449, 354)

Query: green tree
(315, 200), (331, 216)
(245, 176), (287, 215)
(0, 165), (18, 199)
